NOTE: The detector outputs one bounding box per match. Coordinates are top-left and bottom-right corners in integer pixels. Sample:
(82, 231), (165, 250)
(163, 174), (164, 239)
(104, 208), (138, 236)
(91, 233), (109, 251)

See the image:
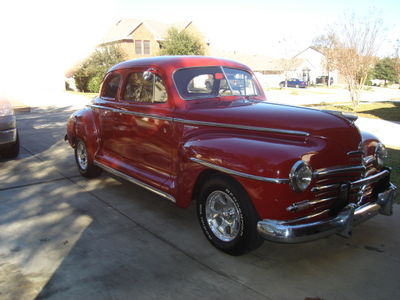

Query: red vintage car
(66, 56), (397, 255)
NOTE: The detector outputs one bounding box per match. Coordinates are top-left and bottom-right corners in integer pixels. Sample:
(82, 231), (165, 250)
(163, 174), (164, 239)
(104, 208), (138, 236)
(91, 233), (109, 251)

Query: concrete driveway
(1, 105), (400, 300)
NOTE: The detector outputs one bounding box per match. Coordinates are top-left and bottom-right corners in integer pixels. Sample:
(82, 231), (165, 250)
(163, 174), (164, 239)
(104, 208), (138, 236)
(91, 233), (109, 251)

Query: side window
(123, 72), (167, 103)
(154, 77), (167, 103)
(102, 74), (121, 99)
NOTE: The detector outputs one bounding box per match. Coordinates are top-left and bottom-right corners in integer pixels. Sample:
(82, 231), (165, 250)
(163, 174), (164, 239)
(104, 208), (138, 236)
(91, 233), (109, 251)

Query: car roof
(108, 56), (250, 72)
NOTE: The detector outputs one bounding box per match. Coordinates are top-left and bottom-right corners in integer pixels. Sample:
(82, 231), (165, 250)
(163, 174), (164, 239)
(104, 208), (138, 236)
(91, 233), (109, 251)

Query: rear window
(101, 73), (121, 99)
(173, 66), (260, 100)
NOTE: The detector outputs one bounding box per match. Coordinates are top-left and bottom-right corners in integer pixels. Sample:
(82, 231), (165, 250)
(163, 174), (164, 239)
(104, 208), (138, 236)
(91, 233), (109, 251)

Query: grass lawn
(67, 91), (98, 99)
(304, 101), (400, 122)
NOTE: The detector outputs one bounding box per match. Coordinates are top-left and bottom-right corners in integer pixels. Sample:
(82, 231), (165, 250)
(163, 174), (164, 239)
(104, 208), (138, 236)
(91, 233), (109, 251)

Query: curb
(14, 106), (31, 113)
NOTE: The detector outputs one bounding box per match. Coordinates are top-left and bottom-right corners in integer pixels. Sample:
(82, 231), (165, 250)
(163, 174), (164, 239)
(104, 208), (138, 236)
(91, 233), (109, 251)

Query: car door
(92, 71), (123, 156)
(111, 68), (174, 189)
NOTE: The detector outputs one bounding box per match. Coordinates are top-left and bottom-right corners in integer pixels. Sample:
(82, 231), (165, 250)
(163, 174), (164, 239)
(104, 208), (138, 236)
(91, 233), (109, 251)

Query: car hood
(184, 99), (361, 150)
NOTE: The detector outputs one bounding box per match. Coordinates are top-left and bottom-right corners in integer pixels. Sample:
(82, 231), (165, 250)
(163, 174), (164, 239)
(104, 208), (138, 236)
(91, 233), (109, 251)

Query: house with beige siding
(99, 19), (209, 59)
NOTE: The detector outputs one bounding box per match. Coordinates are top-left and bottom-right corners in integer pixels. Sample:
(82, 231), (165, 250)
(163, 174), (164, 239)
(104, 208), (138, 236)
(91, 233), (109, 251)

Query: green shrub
(88, 76), (102, 93)
(73, 45), (124, 92)
(159, 27), (205, 56)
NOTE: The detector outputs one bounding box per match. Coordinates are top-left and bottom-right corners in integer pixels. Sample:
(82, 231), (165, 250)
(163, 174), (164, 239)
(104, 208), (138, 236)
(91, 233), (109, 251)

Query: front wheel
(197, 175), (263, 255)
(74, 139), (102, 178)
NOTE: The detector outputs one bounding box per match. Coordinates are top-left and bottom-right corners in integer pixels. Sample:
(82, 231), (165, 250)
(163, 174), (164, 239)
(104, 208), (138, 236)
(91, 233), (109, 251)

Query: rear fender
(66, 107), (99, 162)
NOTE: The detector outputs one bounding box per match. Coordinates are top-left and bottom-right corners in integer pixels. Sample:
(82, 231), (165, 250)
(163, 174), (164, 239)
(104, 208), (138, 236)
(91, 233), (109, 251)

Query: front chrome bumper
(0, 128), (17, 146)
(257, 183), (397, 243)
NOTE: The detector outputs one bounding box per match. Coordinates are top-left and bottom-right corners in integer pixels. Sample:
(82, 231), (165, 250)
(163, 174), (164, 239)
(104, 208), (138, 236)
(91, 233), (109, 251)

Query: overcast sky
(0, 0), (399, 93)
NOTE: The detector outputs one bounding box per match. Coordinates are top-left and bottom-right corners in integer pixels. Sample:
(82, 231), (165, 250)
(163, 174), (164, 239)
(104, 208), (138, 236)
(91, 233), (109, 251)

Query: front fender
(176, 133), (324, 218)
(360, 130), (380, 156)
(183, 134), (320, 179)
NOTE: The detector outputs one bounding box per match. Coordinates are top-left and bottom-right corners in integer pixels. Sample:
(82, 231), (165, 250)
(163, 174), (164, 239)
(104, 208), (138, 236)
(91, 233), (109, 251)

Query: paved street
(1, 104), (400, 300)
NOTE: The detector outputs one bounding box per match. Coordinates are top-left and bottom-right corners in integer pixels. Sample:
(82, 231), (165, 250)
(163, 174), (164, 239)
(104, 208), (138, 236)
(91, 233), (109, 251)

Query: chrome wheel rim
(77, 141), (88, 170)
(205, 190), (241, 242)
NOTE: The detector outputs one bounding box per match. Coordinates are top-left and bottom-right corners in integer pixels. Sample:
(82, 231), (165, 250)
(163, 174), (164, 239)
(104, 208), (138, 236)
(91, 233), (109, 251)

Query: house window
(135, 40), (142, 54)
(143, 40), (150, 54)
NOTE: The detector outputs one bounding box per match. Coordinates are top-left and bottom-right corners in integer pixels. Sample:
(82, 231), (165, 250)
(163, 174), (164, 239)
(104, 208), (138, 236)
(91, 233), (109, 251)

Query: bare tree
(312, 32), (338, 86)
(277, 38), (299, 88)
(326, 12), (383, 106)
(278, 58), (299, 88)
(394, 39), (400, 85)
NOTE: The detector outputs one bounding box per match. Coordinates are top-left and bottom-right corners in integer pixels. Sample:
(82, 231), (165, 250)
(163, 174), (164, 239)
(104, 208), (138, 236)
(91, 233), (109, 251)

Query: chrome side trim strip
(190, 157), (289, 184)
(94, 160), (176, 203)
(88, 104), (310, 137)
(88, 104), (174, 122)
(176, 118), (310, 137)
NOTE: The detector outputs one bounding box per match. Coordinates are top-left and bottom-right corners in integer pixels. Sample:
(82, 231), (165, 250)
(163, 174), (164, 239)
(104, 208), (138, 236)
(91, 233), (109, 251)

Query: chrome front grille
(286, 152), (389, 219)
(311, 156), (379, 211)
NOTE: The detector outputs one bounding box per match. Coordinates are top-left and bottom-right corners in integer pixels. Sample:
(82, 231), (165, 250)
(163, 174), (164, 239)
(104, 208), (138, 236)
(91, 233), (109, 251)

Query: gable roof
(101, 19), (142, 44)
(294, 46), (325, 58)
(100, 19), (193, 44)
(209, 47), (302, 72)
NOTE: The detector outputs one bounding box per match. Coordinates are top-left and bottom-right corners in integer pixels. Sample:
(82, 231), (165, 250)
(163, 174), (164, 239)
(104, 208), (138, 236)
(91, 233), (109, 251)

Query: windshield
(173, 66), (260, 100)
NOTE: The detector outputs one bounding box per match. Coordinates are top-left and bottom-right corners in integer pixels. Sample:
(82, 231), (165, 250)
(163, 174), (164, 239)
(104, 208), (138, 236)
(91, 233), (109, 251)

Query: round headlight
(289, 161), (313, 192)
(375, 143), (387, 168)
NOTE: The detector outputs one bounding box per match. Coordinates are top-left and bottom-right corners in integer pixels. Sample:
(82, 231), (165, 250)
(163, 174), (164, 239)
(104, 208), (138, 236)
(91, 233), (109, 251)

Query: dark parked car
(279, 78), (307, 88)
(316, 76), (333, 85)
(66, 56), (396, 255)
(0, 99), (19, 158)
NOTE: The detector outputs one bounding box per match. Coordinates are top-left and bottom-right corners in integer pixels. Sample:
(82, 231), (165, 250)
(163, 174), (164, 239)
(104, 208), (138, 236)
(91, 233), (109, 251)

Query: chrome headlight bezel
(375, 143), (387, 168)
(289, 160), (313, 192)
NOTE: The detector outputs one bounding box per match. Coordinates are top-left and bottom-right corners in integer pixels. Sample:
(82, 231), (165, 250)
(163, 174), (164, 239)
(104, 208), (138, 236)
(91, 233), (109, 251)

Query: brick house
(99, 19), (209, 59)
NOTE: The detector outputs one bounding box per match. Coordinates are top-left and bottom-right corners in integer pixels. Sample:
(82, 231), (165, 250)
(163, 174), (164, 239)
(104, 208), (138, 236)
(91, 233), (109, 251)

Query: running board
(94, 160), (176, 203)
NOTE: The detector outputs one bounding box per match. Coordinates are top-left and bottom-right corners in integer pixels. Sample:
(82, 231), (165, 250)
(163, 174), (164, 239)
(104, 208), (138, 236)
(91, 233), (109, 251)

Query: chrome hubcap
(77, 141), (88, 170)
(205, 190), (241, 242)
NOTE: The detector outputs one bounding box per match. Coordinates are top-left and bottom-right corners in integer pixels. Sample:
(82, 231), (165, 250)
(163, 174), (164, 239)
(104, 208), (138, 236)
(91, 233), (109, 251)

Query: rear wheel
(75, 139), (102, 178)
(197, 175), (263, 255)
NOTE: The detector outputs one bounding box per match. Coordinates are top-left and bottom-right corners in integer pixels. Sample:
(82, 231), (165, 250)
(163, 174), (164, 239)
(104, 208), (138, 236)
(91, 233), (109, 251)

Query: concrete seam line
(0, 176), (81, 192)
